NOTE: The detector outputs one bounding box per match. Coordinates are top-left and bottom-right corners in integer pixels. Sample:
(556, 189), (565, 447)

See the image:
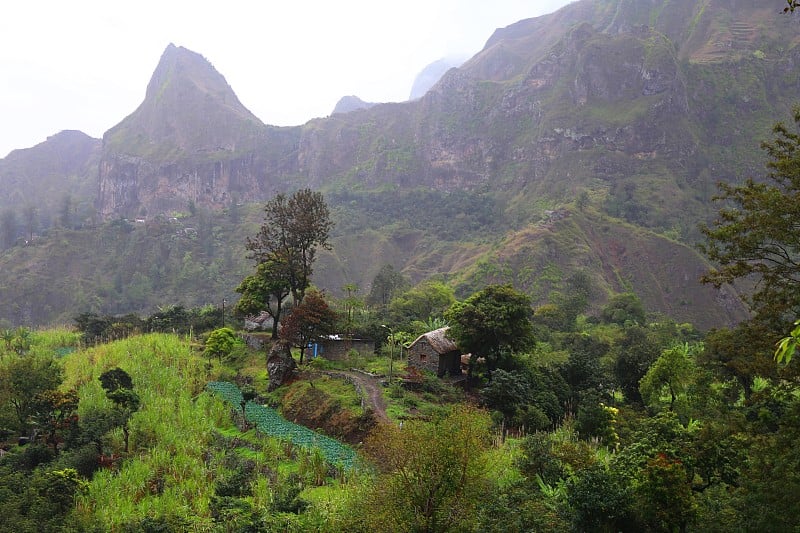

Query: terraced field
(207, 381), (359, 470)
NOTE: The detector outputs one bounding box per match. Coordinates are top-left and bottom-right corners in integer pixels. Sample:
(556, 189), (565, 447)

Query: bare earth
(325, 370), (389, 423)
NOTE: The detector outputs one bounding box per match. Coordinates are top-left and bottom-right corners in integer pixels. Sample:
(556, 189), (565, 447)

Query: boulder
(267, 341), (296, 391)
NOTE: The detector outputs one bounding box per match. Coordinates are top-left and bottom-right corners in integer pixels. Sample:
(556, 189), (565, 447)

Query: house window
(420, 354), (428, 362)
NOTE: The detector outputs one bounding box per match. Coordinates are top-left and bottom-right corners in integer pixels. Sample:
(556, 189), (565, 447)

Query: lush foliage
(280, 289), (339, 363)
(74, 304), (226, 344)
(246, 188), (333, 305)
(204, 327), (239, 362)
(234, 260), (290, 338)
(700, 109), (800, 328)
(445, 284), (534, 378)
(352, 406), (492, 532)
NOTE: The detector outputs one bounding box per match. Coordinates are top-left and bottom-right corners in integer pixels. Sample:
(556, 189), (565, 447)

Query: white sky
(0, 0), (572, 158)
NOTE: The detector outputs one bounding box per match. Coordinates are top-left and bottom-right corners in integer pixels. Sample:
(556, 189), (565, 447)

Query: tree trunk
(271, 300), (282, 339)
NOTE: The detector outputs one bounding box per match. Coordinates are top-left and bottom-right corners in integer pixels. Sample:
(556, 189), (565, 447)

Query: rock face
(267, 341), (296, 392)
(96, 44), (299, 218)
(96, 3), (800, 224)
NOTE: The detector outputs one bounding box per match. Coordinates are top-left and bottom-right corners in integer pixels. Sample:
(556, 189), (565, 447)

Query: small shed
(309, 335), (374, 361)
(407, 327), (462, 377)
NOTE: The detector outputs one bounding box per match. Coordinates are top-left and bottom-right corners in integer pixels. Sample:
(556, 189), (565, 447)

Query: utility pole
(382, 324), (394, 384)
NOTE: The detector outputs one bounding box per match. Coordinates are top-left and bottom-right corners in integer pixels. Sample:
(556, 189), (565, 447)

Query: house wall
(407, 339), (441, 374)
(315, 339), (374, 361)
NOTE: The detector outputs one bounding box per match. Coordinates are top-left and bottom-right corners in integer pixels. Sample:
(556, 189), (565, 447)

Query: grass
(57, 332), (375, 529)
(303, 377), (363, 415)
(62, 334), (230, 529)
(484, 438), (525, 489)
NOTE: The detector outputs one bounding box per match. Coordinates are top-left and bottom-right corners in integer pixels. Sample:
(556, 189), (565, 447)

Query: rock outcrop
(267, 341), (296, 392)
(96, 44), (300, 218)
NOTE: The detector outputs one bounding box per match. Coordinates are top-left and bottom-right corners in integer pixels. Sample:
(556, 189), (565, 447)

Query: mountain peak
(331, 95), (377, 115)
(104, 43), (264, 157)
(145, 44), (225, 100)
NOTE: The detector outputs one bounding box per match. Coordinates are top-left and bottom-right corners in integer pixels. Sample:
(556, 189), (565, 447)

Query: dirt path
(324, 370), (389, 423)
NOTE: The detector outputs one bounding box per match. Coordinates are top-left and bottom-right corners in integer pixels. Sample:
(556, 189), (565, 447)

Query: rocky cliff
(3, 0), (798, 328)
(97, 44), (300, 218)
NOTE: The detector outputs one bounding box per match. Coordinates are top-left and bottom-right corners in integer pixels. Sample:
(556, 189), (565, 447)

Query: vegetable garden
(207, 381), (359, 470)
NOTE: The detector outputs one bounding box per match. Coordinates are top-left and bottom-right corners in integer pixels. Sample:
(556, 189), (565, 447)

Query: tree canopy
(280, 289), (338, 364)
(246, 189), (333, 306)
(205, 327), (239, 362)
(234, 260), (291, 338)
(700, 109), (800, 329)
(366, 264), (409, 310)
(444, 284), (534, 379)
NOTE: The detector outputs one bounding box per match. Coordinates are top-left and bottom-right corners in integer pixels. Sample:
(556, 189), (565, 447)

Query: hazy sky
(0, 0), (573, 158)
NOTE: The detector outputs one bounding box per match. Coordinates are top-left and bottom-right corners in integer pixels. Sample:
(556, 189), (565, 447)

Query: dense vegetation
(2, 3), (800, 531)
(0, 278), (798, 531)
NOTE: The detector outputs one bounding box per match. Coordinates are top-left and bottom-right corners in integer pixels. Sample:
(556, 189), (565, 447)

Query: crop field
(207, 381), (359, 470)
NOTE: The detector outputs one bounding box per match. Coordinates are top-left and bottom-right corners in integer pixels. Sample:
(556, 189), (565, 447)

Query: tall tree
(280, 289), (338, 364)
(366, 264), (409, 309)
(612, 325), (661, 405)
(234, 260), (291, 339)
(700, 109), (800, 329)
(444, 284), (535, 380)
(340, 283), (363, 330)
(98, 367), (139, 453)
(246, 189), (333, 305)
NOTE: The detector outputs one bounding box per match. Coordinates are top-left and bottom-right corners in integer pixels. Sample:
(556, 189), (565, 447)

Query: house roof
(244, 311), (272, 324)
(409, 326), (458, 355)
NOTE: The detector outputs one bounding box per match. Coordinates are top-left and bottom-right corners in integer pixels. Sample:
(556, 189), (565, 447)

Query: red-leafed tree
(280, 289), (339, 364)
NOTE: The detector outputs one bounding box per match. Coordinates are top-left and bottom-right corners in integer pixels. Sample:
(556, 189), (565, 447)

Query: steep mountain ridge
(0, 130), (100, 218)
(1, 0), (796, 328)
(97, 44), (300, 218)
(104, 44), (265, 156)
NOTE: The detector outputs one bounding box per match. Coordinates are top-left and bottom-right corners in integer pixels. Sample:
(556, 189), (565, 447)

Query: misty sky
(0, 0), (573, 158)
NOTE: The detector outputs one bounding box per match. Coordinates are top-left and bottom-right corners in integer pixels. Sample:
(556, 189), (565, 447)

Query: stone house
(308, 335), (374, 361)
(407, 327), (462, 377)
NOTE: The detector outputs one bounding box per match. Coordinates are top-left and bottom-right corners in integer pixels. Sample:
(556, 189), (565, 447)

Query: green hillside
(1, 0), (799, 328)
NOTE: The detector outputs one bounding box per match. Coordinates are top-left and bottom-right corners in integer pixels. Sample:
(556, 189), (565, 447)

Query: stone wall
(407, 339), (440, 374)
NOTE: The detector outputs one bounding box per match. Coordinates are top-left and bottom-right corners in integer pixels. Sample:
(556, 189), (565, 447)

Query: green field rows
(207, 381), (358, 470)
